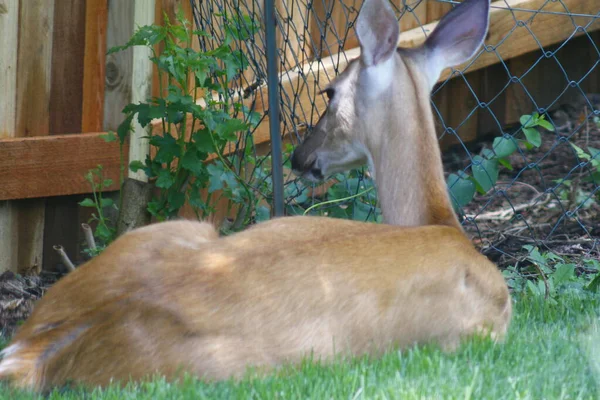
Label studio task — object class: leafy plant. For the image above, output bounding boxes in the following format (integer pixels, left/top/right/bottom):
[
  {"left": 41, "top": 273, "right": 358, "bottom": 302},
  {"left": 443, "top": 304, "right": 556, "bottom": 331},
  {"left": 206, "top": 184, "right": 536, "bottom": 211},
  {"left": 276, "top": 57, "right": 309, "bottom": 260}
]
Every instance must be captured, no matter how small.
[
  {"left": 503, "top": 245, "right": 600, "bottom": 304},
  {"left": 553, "top": 143, "right": 600, "bottom": 209},
  {"left": 110, "top": 10, "right": 261, "bottom": 224},
  {"left": 448, "top": 112, "right": 555, "bottom": 211},
  {"left": 79, "top": 164, "right": 118, "bottom": 256}
]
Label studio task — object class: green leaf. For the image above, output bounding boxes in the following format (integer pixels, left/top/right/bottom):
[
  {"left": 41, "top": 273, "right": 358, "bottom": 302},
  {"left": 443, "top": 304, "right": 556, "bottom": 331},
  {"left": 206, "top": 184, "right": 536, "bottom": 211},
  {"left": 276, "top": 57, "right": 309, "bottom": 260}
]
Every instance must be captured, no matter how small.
[
  {"left": 536, "top": 118, "right": 555, "bottom": 132},
  {"left": 553, "top": 263, "right": 575, "bottom": 285},
  {"left": 207, "top": 163, "right": 225, "bottom": 193},
  {"left": 214, "top": 118, "right": 248, "bottom": 141},
  {"left": 520, "top": 114, "right": 534, "bottom": 128},
  {"left": 193, "top": 130, "right": 215, "bottom": 154},
  {"left": 256, "top": 205, "right": 270, "bottom": 222},
  {"left": 481, "top": 148, "right": 495, "bottom": 160},
  {"left": 523, "top": 127, "right": 542, "bottom": 147},
  {"left": 570, "top": 143, "right": 591, "bottom": 160},
  {"left": 129, "top": 160, "right": 146, "bottom": 172},
  {"left": 523, "top": 141, "right": 535, "bottom": 151},
  {"left": 95, "top": 223, "right": 113, "bottom": 243},
  {"left": 167, "top": 191, "right": 185, "bottom": 212},
  {"left": 493, "top": 136, "right": 518, "bottom": 158},
  {"left": 136, "top": 103, "right": 165, "bottom": 127},
  {"left": 100, "top": 131, "right": 117, "bottom": 142},
  {"left": 472, "top": 156, "right": 499, "bottom": 193},
  {"left": 78, "top": 198, "right": 96, "bottom": 208},
  {"left": 498, "top": 157, "right": 513, "bottom": 171},
  {"left": 99, "top": 198, "right": 114, "bottom": 208},
  {"left": 117, "top": 113, "right": 134, "bottom": 144},
  {"left": 447, "top": 172, "right": 476, "bottom": 209},
  {"left": 181, "top": 150, "right": 204, "bottom": 175},
  {"left": 588, "top": 146, "right": 600, "bottom": 158},
  {"left": 102, "top": 179, "right": 113, "bottom": 187},
  {"left": 151, "top": 134, "right": 181, "bottom": 164},
  {"left": 156, "top": 169, "right": 175, "bottom": 189},
  {"left": 586, "top": 273, "right": 600, "bottom": 291}
]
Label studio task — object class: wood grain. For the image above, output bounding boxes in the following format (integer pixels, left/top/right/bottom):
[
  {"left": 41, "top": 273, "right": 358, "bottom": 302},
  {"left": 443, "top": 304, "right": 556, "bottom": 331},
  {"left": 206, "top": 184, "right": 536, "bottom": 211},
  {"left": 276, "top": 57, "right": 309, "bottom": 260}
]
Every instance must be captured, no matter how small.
[
  {"left": 129, "top": 0, "right": 155, "bottom": 181},
  {"left": 0, "top": 133, "right": 127, "bottom": 201},
  {"left": 0, "top": 0, "right": 19, "bottom": 272},
  {"left": 10, "top": 0, "right": 56, "bottom": 274},
  {"left": 103, "top": 0, "right": 134, "bottom": 131},
  {"left": 82, "top": 0, "right": 108, "bottom": 132},
  {"left": 49, "top": 0, "right": 86, "bottom": 134},
  {"left": 43, "top": 0, "right": 88, "bottom": 271}
]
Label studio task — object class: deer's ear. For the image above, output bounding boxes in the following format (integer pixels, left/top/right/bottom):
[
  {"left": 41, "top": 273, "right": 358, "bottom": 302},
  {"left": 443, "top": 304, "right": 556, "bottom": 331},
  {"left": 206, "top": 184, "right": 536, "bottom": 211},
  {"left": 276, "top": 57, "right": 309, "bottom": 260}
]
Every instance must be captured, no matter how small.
[
  {"left": 356, "top": 0, "right": 399, "bottom": 66},
  {"left": 423, "top": 0, "right": 490, "bottom": 87}
]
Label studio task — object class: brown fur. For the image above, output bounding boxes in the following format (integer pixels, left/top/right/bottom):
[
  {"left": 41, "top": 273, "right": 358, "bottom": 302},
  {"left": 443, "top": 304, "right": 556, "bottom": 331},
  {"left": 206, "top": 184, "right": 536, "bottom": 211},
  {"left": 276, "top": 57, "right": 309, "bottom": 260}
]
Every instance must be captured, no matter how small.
[
  {"left": 0, "top": 0, "right": 510, "bottom": 391},
  {"left": 0, "top": 218, "right": 510, "bottom": 390}
]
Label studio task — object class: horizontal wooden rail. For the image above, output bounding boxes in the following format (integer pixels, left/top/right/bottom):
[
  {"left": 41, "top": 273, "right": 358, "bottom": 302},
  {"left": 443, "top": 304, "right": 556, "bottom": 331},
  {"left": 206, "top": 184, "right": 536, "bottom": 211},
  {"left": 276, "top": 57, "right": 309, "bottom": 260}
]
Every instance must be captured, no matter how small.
[
  {"left": 1, "top": 0, "right": 598, "bottom": 201},
  {"left": 0, "top": 133, "right": 128, "bottom": 200}
]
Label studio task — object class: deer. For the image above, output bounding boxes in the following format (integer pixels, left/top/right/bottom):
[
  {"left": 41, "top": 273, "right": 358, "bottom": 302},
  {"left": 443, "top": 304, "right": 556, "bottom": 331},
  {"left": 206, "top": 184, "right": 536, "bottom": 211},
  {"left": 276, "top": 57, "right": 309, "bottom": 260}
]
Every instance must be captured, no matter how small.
[{"left": 0, "top": 0, "right": 510, "bottom": 392}]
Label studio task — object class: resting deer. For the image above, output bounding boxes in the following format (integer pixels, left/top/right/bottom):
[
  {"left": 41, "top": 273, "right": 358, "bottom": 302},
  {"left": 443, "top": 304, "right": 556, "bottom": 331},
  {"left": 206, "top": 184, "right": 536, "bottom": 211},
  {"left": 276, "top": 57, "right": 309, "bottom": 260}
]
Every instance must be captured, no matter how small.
[{"left": 0, "top": 0, "right": 510, "bottom": 391}]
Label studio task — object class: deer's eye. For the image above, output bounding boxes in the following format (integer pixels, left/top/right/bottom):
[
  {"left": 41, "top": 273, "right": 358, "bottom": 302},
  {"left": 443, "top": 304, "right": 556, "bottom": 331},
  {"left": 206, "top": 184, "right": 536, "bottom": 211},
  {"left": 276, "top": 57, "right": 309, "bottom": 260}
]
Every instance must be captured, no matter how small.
[{"left": 321, "top": 88, "right": 335, "bottom": 101}]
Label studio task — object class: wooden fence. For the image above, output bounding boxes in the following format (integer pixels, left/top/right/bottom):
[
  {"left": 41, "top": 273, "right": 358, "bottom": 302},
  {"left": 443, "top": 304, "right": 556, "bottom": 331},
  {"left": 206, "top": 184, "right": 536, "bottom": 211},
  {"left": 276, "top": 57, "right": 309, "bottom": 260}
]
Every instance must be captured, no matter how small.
[{"left": 0, "top": 0, "right": 599, "bottom": 273}]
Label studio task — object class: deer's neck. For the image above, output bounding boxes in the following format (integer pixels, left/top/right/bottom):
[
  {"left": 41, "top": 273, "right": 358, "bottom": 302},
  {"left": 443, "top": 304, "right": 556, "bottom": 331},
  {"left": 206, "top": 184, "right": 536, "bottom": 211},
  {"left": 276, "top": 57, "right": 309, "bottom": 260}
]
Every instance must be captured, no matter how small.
[{"left": 368, "top": 58, "right": 462, "bottom": 231}]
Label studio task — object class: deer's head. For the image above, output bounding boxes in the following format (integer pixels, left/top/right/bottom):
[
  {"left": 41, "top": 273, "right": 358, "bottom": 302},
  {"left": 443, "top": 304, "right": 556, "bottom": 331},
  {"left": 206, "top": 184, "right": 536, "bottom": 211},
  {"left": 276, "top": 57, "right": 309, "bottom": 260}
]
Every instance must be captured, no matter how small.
[{"left": 291, "top": 0, "right": 490, "bottom": 182}]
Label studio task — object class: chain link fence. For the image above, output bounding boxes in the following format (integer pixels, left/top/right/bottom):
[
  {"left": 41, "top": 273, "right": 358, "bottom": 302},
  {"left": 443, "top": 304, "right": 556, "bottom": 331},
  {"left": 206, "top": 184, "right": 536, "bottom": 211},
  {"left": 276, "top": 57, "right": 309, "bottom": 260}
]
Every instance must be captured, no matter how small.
[{"left": 191, "top": 0, "right": 600, "bottom": 267}]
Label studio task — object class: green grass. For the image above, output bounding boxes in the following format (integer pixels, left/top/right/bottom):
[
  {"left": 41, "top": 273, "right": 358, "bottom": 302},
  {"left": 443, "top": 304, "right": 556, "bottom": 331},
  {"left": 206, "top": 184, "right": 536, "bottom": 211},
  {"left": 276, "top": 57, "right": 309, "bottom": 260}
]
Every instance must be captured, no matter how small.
[{"left": 1, "top": 293, "right": 599, "bottom": 400}]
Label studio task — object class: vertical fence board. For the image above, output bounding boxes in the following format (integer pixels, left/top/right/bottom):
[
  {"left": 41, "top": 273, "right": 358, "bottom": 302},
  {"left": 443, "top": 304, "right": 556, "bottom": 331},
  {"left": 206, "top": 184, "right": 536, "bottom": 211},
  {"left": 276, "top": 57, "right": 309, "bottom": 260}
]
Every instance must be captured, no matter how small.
[
  {"left": 82, "top": 0, "right": 108, "bottom": 132},
  {"left": 43, "top": 0, "right": 88, "bottom": 271},
  {"left": 104, "top": 0, "right": 134, "bottom": 131},
  {"left": 129, "top": 0, "right": 156, "bottom": 181},
  {"left": 9, "top": 0, "right": 57, "bottom": 274},
  {"left": 49, "top": 0, "right": 86, "bottom": 134},
  {"left": 0, "top": 0, "right": 19, "bottom": 272}
]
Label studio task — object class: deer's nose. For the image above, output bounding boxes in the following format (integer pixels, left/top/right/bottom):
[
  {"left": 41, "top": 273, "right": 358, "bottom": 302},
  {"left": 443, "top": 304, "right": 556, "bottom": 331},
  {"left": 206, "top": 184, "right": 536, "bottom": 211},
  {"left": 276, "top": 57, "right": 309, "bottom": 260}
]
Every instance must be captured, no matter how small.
[
  {"left": 290, "top": 150, "right": 307, "bottom": 173},
  {"left": 291, "top": 151, "right": 322, "bottom": 179}
]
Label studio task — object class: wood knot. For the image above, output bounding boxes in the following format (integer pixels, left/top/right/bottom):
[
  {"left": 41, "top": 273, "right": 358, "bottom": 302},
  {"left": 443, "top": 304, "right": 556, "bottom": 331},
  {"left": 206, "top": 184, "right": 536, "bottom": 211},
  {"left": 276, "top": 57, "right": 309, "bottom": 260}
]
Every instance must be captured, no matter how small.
[{"left": 105, "top": 59, "right": 120, "bottom": 89}]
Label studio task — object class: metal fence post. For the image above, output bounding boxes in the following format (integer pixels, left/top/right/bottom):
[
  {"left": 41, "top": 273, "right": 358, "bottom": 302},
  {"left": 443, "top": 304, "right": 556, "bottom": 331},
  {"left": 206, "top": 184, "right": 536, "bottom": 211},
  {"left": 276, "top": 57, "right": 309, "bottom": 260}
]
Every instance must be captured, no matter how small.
[{"left": 264, "top": 0, "right": 285, "bottom": 217}]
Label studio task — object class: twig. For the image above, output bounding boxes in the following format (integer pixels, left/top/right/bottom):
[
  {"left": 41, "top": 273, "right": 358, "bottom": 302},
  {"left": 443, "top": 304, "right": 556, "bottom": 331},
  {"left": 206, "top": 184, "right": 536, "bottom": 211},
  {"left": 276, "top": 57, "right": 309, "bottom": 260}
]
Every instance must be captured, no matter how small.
[
  {"left": 467, "top": 194, "right": 552, "bottom": 221},
  {"left": 53, "top": 245, "right": 75, "bottom": 272},
  {"left": 495, "top": 180, "right": 541, "bottom": 194},
  {"left": 81, "top": 223, "right": 96, "bottom": 250}
]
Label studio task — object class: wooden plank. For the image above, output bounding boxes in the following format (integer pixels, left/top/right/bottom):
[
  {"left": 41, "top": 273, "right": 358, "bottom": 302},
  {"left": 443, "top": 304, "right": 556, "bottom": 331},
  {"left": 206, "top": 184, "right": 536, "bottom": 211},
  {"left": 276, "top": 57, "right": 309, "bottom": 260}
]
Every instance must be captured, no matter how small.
[
  {"left": 477, "top": 61, "right": 507, "bottom": 136},
  {"left": 427, "top": 0, "right": 477, "bottom": 146},
  {"left": 398, "top": 0, "right": 427, "bottom": 31},
  {"left": 82, "top": 0, "right": 108, "bottom": 132},
  {"left": 416, "top": 0, "right": 600, "bottom": 82},
  {"left": 43, "top": 0, "right": 88, "bottom": 272},
  {"left": 10, "top": 0, "right": 56, "bottom": 274},
  {"left": 104, "top": 0, "right": 134, "bottom": 131},
  {"left": 505, "top": 31, "right": 600, "bottom": 125},
  {"left": 435, "top": 72, "right": 481, "bottom": 149},
  {"left": 129, "top": 0, "right": 155, "bottom": 182},
  {"left": 276, "top": 0, "right": 307, "bottom": 72},
  {"left": 0, "top": 133, "right": 127, "bottom": 201},
  {"left": 0, "top": 0, "right": 19, "bottom": 272},
  {"left": 426, "top": 0, "right": 452, "bottom": 24},
  {"left": 49, "top": 0, "right": 86, "bottom": 134},
  {"left": 16, "top": 1, "right": 55, "bottom": 138},
  {"left": 0, "top": 0, "right": 17, "bottom": 139}
]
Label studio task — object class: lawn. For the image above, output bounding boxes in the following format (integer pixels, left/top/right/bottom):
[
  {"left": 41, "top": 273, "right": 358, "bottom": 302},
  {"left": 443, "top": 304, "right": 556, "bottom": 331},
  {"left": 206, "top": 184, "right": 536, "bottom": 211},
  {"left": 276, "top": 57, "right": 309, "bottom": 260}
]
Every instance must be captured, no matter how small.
[{"left": 0, "top": 291, "right": 598, "bottom": 400}]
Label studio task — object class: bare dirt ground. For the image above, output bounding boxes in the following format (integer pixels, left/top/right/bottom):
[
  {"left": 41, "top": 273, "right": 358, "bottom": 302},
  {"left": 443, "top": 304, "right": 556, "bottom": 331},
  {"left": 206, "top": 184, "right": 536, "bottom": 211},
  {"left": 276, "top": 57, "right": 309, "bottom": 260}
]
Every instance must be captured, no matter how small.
[{"left": 1, "top": 97, "right": 599, "bottom": 340}]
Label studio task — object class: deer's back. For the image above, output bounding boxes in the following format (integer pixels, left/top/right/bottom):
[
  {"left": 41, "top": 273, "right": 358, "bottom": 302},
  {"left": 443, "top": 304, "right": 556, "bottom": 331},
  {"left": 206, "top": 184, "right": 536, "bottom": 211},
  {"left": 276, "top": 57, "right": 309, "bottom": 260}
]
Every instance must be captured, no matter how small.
[{"left": 6, "top": 218, "right": 510, "bottom": 389}]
